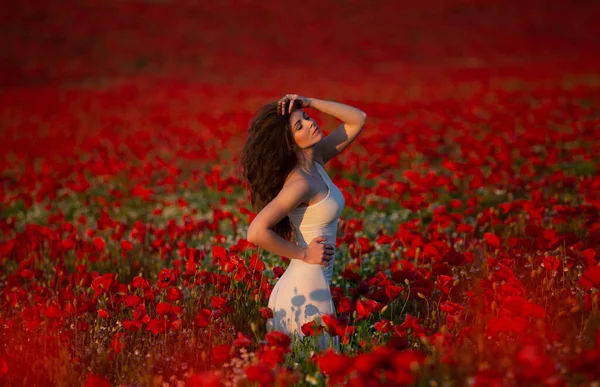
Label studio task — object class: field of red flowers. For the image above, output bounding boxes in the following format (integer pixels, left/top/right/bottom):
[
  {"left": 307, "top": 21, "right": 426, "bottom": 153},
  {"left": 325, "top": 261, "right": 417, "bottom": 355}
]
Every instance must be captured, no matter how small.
[{"left": 2, "top": 0, "right": 600, "bottom": 386}]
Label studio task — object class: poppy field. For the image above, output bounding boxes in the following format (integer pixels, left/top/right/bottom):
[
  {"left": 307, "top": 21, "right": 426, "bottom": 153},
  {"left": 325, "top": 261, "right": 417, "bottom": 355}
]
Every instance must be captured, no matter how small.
[{"left": 1, "top": 0, "right": 600, "bottom": 386}]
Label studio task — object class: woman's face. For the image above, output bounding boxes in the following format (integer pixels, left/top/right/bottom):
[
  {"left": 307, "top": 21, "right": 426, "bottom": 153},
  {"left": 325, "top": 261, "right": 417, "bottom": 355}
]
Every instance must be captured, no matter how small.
[{"left": 289, "top": 109, "right": 322, "bottom": 149}]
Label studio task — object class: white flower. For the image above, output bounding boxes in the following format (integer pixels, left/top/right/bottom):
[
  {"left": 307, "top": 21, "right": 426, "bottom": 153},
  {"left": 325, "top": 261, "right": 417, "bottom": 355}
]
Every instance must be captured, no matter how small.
[{"left": 305, "top": 375, "right": 319, "bottom": 385}]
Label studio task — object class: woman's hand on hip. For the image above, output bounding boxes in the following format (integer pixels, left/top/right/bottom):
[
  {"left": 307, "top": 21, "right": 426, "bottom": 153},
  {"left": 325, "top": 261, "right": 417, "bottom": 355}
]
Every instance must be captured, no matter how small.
[{"left": 303, "top": 236, "right": 334, "bottom": 267}]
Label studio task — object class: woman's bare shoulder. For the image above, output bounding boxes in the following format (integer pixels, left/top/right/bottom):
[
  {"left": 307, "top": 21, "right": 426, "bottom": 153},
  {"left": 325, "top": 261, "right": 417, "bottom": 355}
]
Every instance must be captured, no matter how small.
[
  {"left": 284, "top": 167, "right": 306, "bottom": 184},
  {"left": 283, "top": 168, "right": 312, "bottom": 204}
]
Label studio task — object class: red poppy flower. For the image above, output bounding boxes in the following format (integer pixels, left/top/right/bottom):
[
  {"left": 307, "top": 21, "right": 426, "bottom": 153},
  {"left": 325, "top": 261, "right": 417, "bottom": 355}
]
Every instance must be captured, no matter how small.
[
  {"left": 265, "top": 331, "right": 291, "bottom": 349},
  {"left": 484, "top": 232, "right": 500, "bottom": 248},
  {"left": 166, "top": 286, "right": 183, "bottom": 301},
  {"left": 249, "top": 253, "right": 265, "bottom": 272},
  {"left": 356, "top": 299, "right": 381, "bottom": 321},
  {"left": 124, "top": 295, "right": 142, "bottom": 308},
  {"left": 579, "top": 265, "right": 600, "bottom": 291},
  {"left": 120, "top": 240, "right": 133, "bottom": 252},
  {"left": 110, "top": 332, "right": 126, "bottom": 354},
  {"left": 314, "top": 349, "right": 354, "bottom": 384},
  {"left": 457, "top": 223, "right": 474, "bottom": 233},
  {"left": 194, "top": 309, "right": 212, "bottom": 328},
  {"left": 85, "top": 374, "right": 111, "bottom": 387},
  {"left": 92, "top": 236, "right": 106, "bottom": 251},
  {"left": 146, "top": 318, "right": 168, "bottom": 335},
  {"left": 234, "top": 331, "right": 251, "bottom": 348},
  {"left": 155, "top": 302, "right": 172, "bottom": 316},
  {"left": 374, "top": 319, "right": 393, "bottom": 333},
  {"left": 211, "top": 344, "right": 231, "bottom": 366},
  {"left": 259, "top": 307, "right": 274, "bottom": 319},
  {"left": 210, "top": 296, "right": 227, "bottom": 310},
  {"left": 301, "top": 320, "right": 324, "bottom": 336},
  {"left": 157, "top": 268, "right": 176, "bottom": 288},
  {"left": 122, "top": 320, "right": 142, "bottom": 332},
  {"left": 186, "top": 371, "right": 222, "bottom": 387},
  {"left": 245, "top": 362, "right": 274, "bottom": 385}
]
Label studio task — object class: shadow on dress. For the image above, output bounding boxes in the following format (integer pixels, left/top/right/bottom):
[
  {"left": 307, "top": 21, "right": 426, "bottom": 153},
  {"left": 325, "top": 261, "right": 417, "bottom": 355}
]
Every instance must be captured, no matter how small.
[{"left": 268, "top": 285, "right": 341, "bottom": 352}]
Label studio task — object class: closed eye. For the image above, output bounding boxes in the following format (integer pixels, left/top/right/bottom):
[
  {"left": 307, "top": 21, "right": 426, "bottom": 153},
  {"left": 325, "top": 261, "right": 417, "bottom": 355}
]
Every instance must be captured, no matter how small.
[
  {"left": 300, "top": 113, "right": 311, "bottom": 130},
  {"left": 296, "top": 113, "right": 311, "bottom": 130}
]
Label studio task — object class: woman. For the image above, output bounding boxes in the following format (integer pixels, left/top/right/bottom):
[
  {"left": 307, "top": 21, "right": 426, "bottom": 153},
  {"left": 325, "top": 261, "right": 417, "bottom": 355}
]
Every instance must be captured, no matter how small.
[{"left": 241, "top": 93, "right": 366, "bottom": 351}]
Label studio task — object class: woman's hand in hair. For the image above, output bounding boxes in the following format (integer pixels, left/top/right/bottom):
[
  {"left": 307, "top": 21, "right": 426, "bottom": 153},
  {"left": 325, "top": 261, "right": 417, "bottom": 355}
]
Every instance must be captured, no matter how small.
[{"left": 277, "top": 94, "right": 312, "bottom": 115}]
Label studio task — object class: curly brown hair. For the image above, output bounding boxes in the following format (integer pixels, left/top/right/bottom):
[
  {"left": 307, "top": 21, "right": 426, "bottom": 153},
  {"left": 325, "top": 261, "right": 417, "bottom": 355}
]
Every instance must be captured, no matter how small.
[{"left": 240, "top": 100, "right": 304, "bottom": 241}]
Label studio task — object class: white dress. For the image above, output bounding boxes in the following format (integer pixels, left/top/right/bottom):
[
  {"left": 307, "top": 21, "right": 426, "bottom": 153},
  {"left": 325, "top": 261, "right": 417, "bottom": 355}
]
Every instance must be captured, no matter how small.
[{"left": 266, "top": 160, "right": 345, "bottom": 351}]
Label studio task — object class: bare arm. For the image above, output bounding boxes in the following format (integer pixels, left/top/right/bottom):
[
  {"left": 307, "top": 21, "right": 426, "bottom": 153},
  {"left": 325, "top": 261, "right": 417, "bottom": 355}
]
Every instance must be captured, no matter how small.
[
  {"left": 309, "top": 98, "right": 367, "bottom": 165},
  {"left": 246, "top": 179, "right": 312, "bottom": 261}
]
